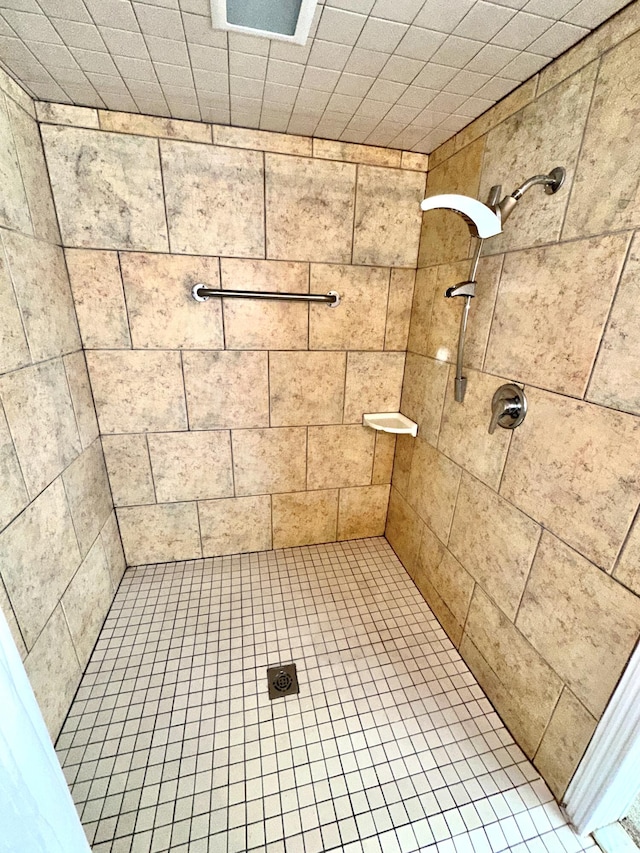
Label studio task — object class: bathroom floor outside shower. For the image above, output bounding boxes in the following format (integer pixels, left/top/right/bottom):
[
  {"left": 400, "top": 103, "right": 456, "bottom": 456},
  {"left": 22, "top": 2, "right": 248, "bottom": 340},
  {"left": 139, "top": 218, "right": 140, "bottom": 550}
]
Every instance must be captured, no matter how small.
[{"left": 56, "top": 538, "right": 597, "bottom": 853}]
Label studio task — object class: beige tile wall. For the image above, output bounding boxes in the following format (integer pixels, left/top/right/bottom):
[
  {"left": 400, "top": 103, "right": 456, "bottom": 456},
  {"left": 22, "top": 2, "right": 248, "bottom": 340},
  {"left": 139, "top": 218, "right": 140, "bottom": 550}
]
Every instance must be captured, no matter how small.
[
  {"left": 387, "top": 4, "right": 640, "bottom": 803},
  {"left": 39, "top": 108, "right": 429, "bottom": 565},
  {"left": 0, "top": 72, "right": 125, "bottom": 740}
]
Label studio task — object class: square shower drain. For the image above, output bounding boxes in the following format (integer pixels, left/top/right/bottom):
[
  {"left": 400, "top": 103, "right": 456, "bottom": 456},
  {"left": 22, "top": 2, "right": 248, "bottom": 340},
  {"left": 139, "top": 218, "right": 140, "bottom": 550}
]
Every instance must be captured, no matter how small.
[{"left": 267, "top": 663, "right": 299, "bottom": 699}]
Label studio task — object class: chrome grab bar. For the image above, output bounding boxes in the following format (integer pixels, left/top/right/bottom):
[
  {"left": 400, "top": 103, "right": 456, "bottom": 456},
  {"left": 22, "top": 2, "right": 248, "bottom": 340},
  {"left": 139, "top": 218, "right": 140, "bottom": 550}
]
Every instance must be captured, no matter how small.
[{"left": 192, "top": 284, "right": 340, "bottom": 307}]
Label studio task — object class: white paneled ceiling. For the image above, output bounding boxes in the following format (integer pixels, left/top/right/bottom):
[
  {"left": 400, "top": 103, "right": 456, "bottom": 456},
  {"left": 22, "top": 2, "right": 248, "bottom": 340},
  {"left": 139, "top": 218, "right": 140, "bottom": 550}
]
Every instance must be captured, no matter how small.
[{"left": 0, "top": 0, "right": 631, "bottom": 152}]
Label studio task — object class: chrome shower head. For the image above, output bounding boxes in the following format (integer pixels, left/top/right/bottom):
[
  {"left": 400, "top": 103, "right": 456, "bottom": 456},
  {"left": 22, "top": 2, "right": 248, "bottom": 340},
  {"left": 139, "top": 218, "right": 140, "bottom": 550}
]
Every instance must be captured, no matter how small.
[{"left": 496, "top": 166, "right": 566, "bottom": 225}]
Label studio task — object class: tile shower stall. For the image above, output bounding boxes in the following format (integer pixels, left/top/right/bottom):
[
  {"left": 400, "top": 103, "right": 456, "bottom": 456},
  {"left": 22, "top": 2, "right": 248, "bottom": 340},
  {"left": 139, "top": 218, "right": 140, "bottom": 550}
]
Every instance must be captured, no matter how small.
[{"left": 0, "top": 5, "right": 640, "bottom": 853}]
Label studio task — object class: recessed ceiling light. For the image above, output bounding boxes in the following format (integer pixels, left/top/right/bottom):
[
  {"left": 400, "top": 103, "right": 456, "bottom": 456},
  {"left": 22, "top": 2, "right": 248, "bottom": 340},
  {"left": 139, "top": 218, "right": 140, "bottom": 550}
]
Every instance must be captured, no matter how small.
[{"left": 210, "top": 0, "right": 319, "bottom": 44}]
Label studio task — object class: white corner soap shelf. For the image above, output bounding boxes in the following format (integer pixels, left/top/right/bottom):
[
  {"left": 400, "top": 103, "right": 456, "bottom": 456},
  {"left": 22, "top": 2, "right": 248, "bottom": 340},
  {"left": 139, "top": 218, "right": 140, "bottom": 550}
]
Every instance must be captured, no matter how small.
[{"left": 363, "top": 413, "right": 418, "bottom": 437}]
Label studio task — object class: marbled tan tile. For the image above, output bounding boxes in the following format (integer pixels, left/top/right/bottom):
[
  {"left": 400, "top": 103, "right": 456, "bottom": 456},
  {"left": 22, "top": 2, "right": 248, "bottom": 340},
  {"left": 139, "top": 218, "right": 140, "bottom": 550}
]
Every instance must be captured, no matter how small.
[
  {"left": 337, "top": 484, "right": 390, "bottom": 540},
  {"left": 485, "top": 234, "right": 630, "bottom": 397},
  {"left": 372, "top": 432, "right": 396, "bottom": 485},
  {"left": 0, "top": 478, "right": 80, "bottom": 649},
  {"left": 199, "top": 495, "right": 272, "bottom": 557},
  {"left": 86, "top": 350, "right": 187, "bottom": 434},
  {"left": 413, "top": 542, "right": 474, "bottom": 648},
  {"left": 161, "top": 140, "right": 264, "bottom": 257},
  {"left": 0, "top": 401, "right": 27, "bottom": 532},
  {"left": 270, "top": 351, "right": 346, "bottom": 426},
  {"left": 400, "top": 353, "right": 449, "bottom": 446},
  {"left": 272, "top": 490, "right": 339, "bottom": 549},
  {"left": 613, "top": 512, "right": 640, "bottom": 597},
  {"left": 516, "top": 531, "right": 640, "bottom": 718},
  {"left": 0, "top": 92, "right": 30, "bottom": 234},
  {"left": 0, "top": 241, "right": 29, "bottom": 373},
  {"left": 407, "top": 267, "right": 438, "bottom": 357},
  {"left": 232, "top": 427, "right": 306, "bottom": 496},
  {"left": 63, "top": 352, "right": 99, "bottom": 450},
  {"left": 65, "top": 249, "right": 131, "bottom": 349},
  {"left": 215, "top": 125, "right": 311, "bottom": 156},
  {"left": 101, "top": 511, "right": 126, "bottom": 586},
  {"left": 313, "top": 138, "right": 401, "bottom": 168},
  {"left": 449, "top": 473, "right": 541, "bottom": 621},
  {"left": 385, "top": 269, "right": 415, "bottom": 351},
  {"left": 343, "top": 352, "right": 405, "bottom": 424},
  {"left": 102, "top": 434, "right": 155, "bottom": 508},
  {"left": 41, "top": 125, "right": 168, "bottom": 251},
  {"left": 391, "top": 434, "right": 414, "bottom": 499},
  {"left": 36, "top": 102, "right": 99, "bottom": 128},
  {"left": 121, "top": 252, "right": 223, "bottom": 350},
  {"left": 0, "top": 359, "right": 81, "bottom": 498},
  {"left": 117, "top": 502, "right": 202, "bottom": 565},
  {"left": 385, "top": 487, "right": 423, "bottom": 576},
  {"left": 407, "top": 437, "right": 462, "bottom": 543},
  {"left": 0, "top": 576, "right": 26, "bottom": 659},
  {"left": 307, "top": 425, "right": 375, "bottom": 490},
  {"left": 501, "top": 387, "right": 640, "bottom": 570},
  {"left": 99, "top": 110, "right": 211, "bottom": 143},
  {"left": 62, "top": 440, "right": 113, "bottom": 557},
  {"left": 183, "top": 351, "right": 269, "bottom": 430},
  {"left": 265, "top": 154, "right": 356, "bottom": 264},
  {"left": 221, "top": 259, "right": 310, "bottom": 350},
  {"left": 461, "top": 587, "right": 564, "bottom": 758},
  {"left": 62, "top": 536, "right": 113, "bottom": 668},
  {"left": 353, "top": 166, "right": 425, "bottom": 268},
  {"left": 148, "top": 430, "right": 233, "bottom": 502},
  {"left": 309, "top": 264, "right": 389, "bottom": 350},
  {"left": 588, "top": 232, "right": 640, "bottom": 415}
]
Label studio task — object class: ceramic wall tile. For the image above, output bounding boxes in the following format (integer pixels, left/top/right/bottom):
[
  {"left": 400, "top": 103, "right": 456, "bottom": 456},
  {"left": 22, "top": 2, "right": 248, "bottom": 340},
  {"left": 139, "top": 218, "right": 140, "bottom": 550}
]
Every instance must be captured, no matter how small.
[
  {"left": 24, "top": 605, "right": 82, "bottom": 739},
  {"left": 0, "top": 243, "right": 30, "bottom": 374},
  {"left": 102, "top": 434, "right": 155, "bottom": 507},
  {"left": 7, "top": 99, "right": 59, "bottom": 243},
  {"left": 407, "top": 437, "right": 462, "bottom": 543},
  {"left": 265, "top": 154, "right": 356, "bottom": 263},
  {"left": 418, "top": 138, "right": 484, "bottom": 268},
  {"left": 65, "top": 249, "right": 131, "bottom": 349},
  {"left": 0, "top": 478, "right": 80, "bottom": 649},
  {"left": 401, "top": 152, "right": 429, "bottom": 172},
  {"left": 438, "top": 368, "right": 511, "bottom": 491},
  {"left": 461, "top": 587, "right": 564, "bottom": 757},
  {"left": 63, "top": 352, "right": 99, "bottom": 451},
  {"left": 161, "top": 140, "right": 264, "bottom": 257},
  {"left": 87, "top": 350, "right": 187, "bottom": 434},
  {"left": 221, "top": 259, "right": 309, "bottom": 350},
  {"left": 61, "top": 536, "right": 113, "bottom": 668},
  {"left": 407, "top": 267, "right": 438, "bottom": 356},
  {"left": 41, "top": 125, "right": 168, "bottom": 251},
  {"left": 0, "top": 92, "right": 30, "bottom": 234},
  {"left": 372, "top": 433, "right": 396, "bottom": 485},
  {"left": 485, "top": 235, "right": 629, "bottom": 397},
  {"left": 3, "top": 232, "right": 80, "bottom": 362},
  {"left": 307, "top": 425, "right": 375, "bottom": 490},
  {"left": 413, "top": 544, "right": 474, "bottom": 648},
  {"left": 385, "top": 487, "right": 423, "bottom": 576},
  {"left": 337, "top": 484, "right": 390, "bottom": 540},
  {"left": 272, "top": 489, "right": 339, "bottom": 549},
  {"left": 183, "top": 351, "right": 269, "bottom": 429},
  {"left": 0, "top": 577, "right": 26, "bottom": 659},
  {"left": 100, "top": 111, "right": 211, "bottom": 143},
  {"left": 400, "top": 354, "right": 448, "bottom": 446},
  {"left": 391, "top": 434, "right": 414, "bottom": 499},
  {"left": 0, "top": 402, "right": 27, "bottom": 532},
  {"left": 101, "top": 511, "right": 127, "bottom": 585},
  {"left": 0, "top": 359, "right": 81, "bottom": 498},
  {"left": 564, "top": 31, "right": 640, "bottom": 239},
  {"left": 501, "top": 387, "right": 640, "bottom": 570},
  {"left": 117, "top": 502, "right": 202, "bottom": 565},
  {"left": 353, "top": 166, "right": 425, "bottom": 268},
  {"left": 613, "top": 513, "right": 640, "bottom": 597},
  {"left": 148, "top": 430, "right": 233, "bottom": 502},
  {"left": 313, "top": 138, "right": 401, "bottom": 168},
  {"left": 343, "top": 352, "right": 405, "bottom": 424},
  {"left": 270, "top": 351, "right": 346, "bottom": 426},
  {"left": 36, "top": 102, "right": 98, "bottom": 128},
  {"left": 516, "top": 532, "right": 640, "bottom": 718},
  {"left": 385, "top": 269, "right": 415, "bottom": 351},
  {"left": 478, "top": 63, "right": 597, "bottom": 256},
  {"left": 62, "top": 440, "right": 113, "bottom": 557},
  {"left": 121, "top": 253, "right": 223, "bottom": 350},
  {"left": 232, "top": 427, "right": 306, "bottom": 496},
  {"left": 309, "top": 264, "right": 389, "bottom": 350},
  {"left": 215, "top": 125, "right": 311, "bottom": 156},
  {"left": 588, "top": 233, "right": 640, "bottom": 415},
  {"left": 449, "top": 473, "right": 541, "bottom": 621},
  {"left": 199, "top": 495, "right": 272, "bottom": 557},
  {"left": 427, "top": 256, "right": 502, "bottom": 369},
  {"left": 533, "top": 689, "right": 597, "bottom": 800}
]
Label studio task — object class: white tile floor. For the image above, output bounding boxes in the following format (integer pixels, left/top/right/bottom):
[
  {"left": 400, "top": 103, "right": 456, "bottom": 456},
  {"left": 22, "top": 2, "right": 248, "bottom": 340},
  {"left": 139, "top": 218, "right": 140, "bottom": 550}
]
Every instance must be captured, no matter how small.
[{"left": 56, "top": 537, "right": 598, "bottom": 853}]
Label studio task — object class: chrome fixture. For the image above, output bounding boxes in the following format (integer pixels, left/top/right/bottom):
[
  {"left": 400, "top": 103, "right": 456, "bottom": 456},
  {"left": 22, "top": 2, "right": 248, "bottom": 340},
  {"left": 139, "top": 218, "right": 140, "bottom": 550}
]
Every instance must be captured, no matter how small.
[
  {"left": 192, "top": 283, "right": 340, "bottom": 307},
  {"left": 420, "top": 167, "right": 565, "bottom": 403},
  {"left": 488, "top": 384, "right": 527, "bottom": 434}
]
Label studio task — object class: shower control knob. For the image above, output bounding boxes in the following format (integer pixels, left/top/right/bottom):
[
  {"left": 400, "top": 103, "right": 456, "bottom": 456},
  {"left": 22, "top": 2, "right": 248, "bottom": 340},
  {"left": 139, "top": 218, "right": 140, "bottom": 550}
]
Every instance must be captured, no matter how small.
[{"left": 488, "top": 384, "right": 527, "bottom": 434}]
